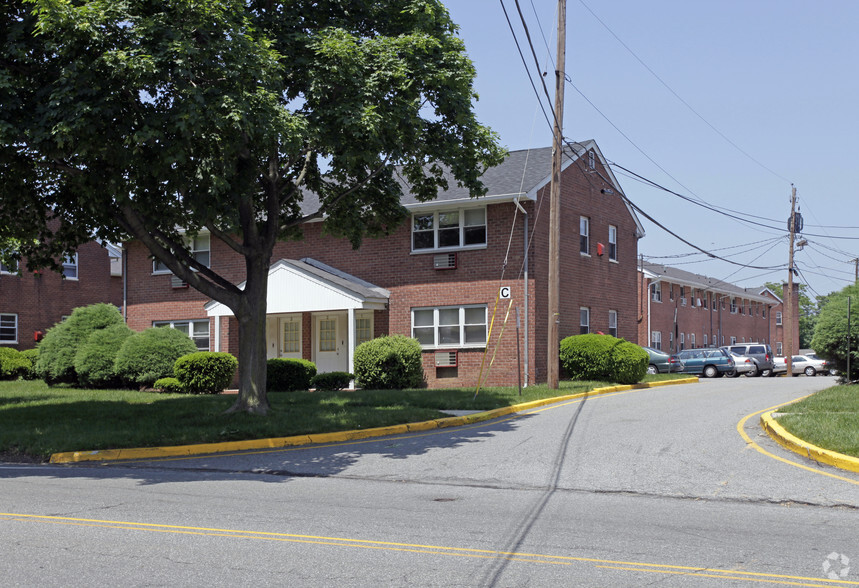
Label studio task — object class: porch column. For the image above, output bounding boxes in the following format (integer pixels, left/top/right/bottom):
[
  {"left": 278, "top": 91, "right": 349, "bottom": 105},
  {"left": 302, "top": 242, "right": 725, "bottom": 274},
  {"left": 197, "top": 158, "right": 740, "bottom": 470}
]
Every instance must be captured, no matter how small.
[{"left": 347, "top": 307, "right": 356, "bottom": 388}]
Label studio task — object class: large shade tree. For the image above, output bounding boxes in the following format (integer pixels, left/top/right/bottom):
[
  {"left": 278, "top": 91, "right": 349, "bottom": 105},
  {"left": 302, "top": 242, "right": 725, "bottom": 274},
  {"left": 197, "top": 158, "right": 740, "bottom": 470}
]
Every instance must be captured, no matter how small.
[{"left": 0, "top": 0, "right": 504, "bottom": 414}]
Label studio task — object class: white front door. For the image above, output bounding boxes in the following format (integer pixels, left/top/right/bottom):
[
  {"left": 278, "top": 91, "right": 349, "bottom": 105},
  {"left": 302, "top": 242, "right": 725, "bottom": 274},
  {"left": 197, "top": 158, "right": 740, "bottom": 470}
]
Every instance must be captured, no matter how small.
[{"left": 314, "top": 312, "right": 348, "bottom": 373}]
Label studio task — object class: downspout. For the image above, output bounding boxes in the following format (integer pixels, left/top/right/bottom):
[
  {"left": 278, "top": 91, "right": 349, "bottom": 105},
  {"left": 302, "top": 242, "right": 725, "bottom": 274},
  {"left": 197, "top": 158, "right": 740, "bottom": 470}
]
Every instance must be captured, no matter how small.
[
  {"left": 514, "top": 198, "right": 529, "bottom": 386},
  {"left": 122, "top": 245, "right": 127, "bottom": 322}
]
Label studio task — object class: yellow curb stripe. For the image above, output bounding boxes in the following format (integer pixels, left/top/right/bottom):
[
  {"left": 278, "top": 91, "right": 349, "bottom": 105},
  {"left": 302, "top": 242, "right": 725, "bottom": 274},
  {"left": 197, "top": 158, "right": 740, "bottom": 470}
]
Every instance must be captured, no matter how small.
[
  {"left": 761, "top": 411, "right": 859, "bottom": 474},
  {"left": 49, "top": 378, "right": 696, "bottom": 464}
]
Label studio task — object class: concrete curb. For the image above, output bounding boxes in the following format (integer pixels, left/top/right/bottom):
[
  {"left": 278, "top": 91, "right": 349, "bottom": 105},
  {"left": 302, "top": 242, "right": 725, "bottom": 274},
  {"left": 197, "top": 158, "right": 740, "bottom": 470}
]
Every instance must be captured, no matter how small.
[
  {"left": 49, "top": 378, "right": 698, "bottom": 464},
  {"left": 761, "top": 411, "right": 859, "bottom": 474}
]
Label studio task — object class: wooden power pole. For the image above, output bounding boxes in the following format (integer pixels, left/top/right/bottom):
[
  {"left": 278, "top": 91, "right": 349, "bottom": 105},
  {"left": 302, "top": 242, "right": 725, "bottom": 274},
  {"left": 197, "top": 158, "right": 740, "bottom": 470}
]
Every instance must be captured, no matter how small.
[
  {"left": 547, "top": 0, "right": 566, "bottom": 389},
  {"left": 785, "top": 185, "right": 797, "bottom": 377}
]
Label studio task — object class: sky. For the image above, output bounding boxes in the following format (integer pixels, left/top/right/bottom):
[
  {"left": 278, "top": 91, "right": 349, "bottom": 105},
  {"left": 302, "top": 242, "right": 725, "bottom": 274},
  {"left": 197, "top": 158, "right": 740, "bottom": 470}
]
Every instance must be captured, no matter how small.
[{"left": 444, "top": 0, "right": 859, "bottom": 301}]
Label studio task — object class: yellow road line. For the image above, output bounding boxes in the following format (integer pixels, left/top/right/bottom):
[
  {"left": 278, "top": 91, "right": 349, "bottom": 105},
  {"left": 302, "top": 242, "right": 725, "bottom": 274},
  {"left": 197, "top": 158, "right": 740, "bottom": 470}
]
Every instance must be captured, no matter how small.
[
  {"left": 1, "top": 512, "right": 854, "bottom": 585},
  {"left": 736, "top": 398, "right": 859, "bottom": 486}
]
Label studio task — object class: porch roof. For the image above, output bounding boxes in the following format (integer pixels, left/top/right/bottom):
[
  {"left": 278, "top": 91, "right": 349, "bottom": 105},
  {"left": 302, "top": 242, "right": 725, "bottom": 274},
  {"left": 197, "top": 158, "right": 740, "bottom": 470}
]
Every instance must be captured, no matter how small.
[{"left": 204, "top": 258, "right": 390, "bottom": 317}]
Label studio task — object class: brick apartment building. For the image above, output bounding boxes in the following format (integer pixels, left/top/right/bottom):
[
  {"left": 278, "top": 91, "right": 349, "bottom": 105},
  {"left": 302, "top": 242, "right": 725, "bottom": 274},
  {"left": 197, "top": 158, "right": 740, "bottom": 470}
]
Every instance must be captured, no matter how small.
[
  {"left": 637, "top": 261, "right": 798, "bottom": 355},
  {"left": 124, "top": 141, "right": 645, "bottom": 388},
  {"left": 0, "top": 241, "right": 123, "bottom": 350}
]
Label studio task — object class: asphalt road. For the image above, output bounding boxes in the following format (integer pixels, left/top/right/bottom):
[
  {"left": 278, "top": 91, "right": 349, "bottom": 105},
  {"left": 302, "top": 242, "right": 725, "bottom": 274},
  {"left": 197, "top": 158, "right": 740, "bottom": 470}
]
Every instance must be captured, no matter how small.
[{"left": 2, "top": 376, "right": 858, "bottom": 587}]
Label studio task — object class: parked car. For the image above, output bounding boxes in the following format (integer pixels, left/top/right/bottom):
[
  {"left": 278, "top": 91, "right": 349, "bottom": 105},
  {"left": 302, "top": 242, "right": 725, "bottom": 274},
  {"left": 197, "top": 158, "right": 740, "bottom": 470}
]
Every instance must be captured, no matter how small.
[
  {"left": 671, "top": 348, "right": 735, "bottom": 378},
  {"left": 720, "top": 343, "right": 774, "bottom": 377},
  {"left": 725, "top": 352, "right": 757, "bottom": 377},
  {"left": 774, "top": 355, "right": 833, "bottom": 376},
  {"left": 804, "top": 352, "right": 837, "bottom": 375},
  {"left": 642, "top": 346, "right": 678, "bottom": 374}
]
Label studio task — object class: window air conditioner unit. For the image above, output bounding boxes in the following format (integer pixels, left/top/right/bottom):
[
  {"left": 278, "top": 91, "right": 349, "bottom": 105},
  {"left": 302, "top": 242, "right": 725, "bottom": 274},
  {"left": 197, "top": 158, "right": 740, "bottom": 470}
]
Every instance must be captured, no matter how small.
[
  {"left": 696, "top": 298, "right": 702, "bottom": 307},
  {"left": 435, "top": 350, "right": 458, "bottom": 367},
  {"left": 680, "top": 297, "right": 687, "bottom": 307},
  {"left": 170, "top": 275, "right": 188, "bottom": 289},
  {"left": 433, "top": 252, "right": 457, "bottom": 270}
]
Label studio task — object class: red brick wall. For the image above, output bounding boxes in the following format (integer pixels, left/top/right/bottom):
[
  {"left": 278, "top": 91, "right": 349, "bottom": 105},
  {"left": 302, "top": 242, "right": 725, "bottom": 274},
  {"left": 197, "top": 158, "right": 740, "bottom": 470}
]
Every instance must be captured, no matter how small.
[
  {"left": 125, "top": 155, "right": 641, "bottom": 388},
  {"left": 0, "top": 241, "right": 122, "bottom": 351},
  {"left": 638, "top": 277, "right": 784, "bottom": 353}
]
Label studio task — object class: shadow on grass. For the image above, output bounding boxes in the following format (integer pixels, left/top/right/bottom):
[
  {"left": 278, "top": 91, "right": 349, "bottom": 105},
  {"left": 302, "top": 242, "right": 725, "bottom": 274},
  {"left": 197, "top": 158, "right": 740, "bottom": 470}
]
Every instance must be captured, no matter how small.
[{"left": 1, "top": 407, "right": 539, "bottom": 487}]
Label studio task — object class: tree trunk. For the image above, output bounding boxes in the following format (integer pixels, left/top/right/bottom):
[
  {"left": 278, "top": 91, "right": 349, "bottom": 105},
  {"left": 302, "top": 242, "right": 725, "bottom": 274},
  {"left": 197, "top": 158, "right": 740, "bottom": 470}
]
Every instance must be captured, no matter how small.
[{"left": 226, "top": 256, "right": 271, "bottom": 415}]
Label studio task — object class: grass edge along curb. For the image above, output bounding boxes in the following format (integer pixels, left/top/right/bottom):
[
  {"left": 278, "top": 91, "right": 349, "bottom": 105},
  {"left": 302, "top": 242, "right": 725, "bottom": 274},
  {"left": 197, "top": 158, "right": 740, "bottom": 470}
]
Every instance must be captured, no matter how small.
[
  {"left": 760, "top": 411, "right": 859, "bottom": 474},
  {"left": 50, "top": 378, "right": 698, "bottom": 464}
]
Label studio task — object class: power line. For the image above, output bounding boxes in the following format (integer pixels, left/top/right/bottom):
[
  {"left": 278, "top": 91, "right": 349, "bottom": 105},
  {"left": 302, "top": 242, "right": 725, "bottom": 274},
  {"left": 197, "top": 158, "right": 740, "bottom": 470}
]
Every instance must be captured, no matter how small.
[{"left": 574, "top": 0, "right": 792, "bottom": 185}]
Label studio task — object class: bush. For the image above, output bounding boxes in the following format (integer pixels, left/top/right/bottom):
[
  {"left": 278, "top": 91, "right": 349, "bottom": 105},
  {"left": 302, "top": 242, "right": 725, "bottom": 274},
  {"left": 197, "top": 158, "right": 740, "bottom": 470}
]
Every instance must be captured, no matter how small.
[
  {"left": 353, "top": 335, "right": 424, "bottom": 390},
  {"left": 114, "top": 327, "right": 198, "bottom": 388},
  {"left": 559, "top": 334, "right": 647, "bottom": 384},
  {"left": 74, "top": 323, "right": 134, "bottom": 388},
  {"left": 0, "top": 347, "right": 30, "bottom": 380},
  {"left": 20, "top": 348, "right": 40, "bottom": 380},
  {"left": 174, "top": 352, "right": 238, "bottom": 394},
  {"left": 35, "top": 303, "right": 125, "bottom": 385},
  {"left": 608, "top": 341, "right": 648, "bottom": 384},
  {"left": 267, "top": 358, "right": 317, "bottom": 392},
  {"left": 153, "top": 377, "right": 184, "bottom": 394},
  {"left": 311, "top": 371, "right": 353, "bottom": 391},
  {"left": 560, "top": 334, "right": 617, "bottom": 381}
]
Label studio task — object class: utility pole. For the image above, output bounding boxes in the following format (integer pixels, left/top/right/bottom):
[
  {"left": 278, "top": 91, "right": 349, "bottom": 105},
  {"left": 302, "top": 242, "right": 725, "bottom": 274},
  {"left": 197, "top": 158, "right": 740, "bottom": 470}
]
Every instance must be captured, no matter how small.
[
  {"left": 547, "top": 0, "right": 566, "bottom": 389},
  {"left": 851, "top": 258, "right": 859, "bottom": 284},
  {"left": 785, "top": 185, "right": 797, "bottom": 377}
]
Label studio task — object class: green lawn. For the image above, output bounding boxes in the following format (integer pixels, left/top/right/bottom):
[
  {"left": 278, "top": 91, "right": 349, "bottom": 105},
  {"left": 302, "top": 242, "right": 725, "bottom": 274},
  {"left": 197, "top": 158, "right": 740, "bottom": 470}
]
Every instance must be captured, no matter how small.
[
  {"left": 776, "top": 385, "right": 859, "bottom": 458},
  {"left": 0, "top": 374, "right": 687, "bottom": 461}
]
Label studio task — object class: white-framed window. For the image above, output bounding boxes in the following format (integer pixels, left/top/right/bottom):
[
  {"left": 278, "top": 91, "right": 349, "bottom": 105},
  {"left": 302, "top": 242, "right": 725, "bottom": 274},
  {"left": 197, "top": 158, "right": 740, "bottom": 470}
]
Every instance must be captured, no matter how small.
[
  {"left": 580, "top": 216, "right": 590, "bottom": 255},
  {"left": 412, "top": 305, "right": 487, "bottom": 348},
  {"left": 679, "top": 332, "right": 685, "bottom": 350},
  {"left": 776, "top": 311, "right": 783, "bottom": 326},
  {"left": 669, "top": 331, "right": 674, "bottom": 352},
  {"left": 580, "top": 307, "right": 590, "bottom": 335},
  {"left": 712, "top": 295, "right": 718, "bottom": 311},
  {"left": 608, "top": 225, "right": 617, "bottom": 261},
  {"left": 319, "top": 319, "right": 337, "bottom": 352},
  {"left": 651, "top": 282, "right": 662, "bottom": 303},
  {"left": 62, "top": 254, "right": 78, "bottom": 280},
  {"left": 153, "top": 319, "right": 210, "bottom": 350},
  {"left": 411, "top": 207, "right": 486, "bottom": 252},
  {"left": 762, "top": 307, "right": 767, "bottom": 318},
  {"left": 669, "top": 284, "right": 675, "bottom": 301},
  {"left": 153, "top": 234, "right": 211, "bottom": 273},
  {"left": 588, "top": 149, "right": 596, "bottom": 170},
  {"left": 282, "top": 317, "right": 301, "bottom": 354},
  {"left": 651, "top": 331, "right": 662, "bottom": 351},
  {"left": 776, "top": 341, "right": 783, "bottom": 355},
  {"left": 690, "top": 333, "right": 696, "bottom": 348},
  {"left": 703, "top": 334, "right": 708, "bottom": 347},
  {"left": 0, "top": 314, "right": 18, "bottom": 343},
  {"left": 0, "top": 251, "right": 18, "bottom": 274},
  {"left": 608, "top": 310, "right": 617, "bottom": 337},
  {"left": 730, "top": 298, "right": 737, "bottom": 313},
  {"left": 355, "top": 312, "right": 373, "bottom": 346},
  {"left": 730, "top": 336, "right": 737, "bottom": 345}
]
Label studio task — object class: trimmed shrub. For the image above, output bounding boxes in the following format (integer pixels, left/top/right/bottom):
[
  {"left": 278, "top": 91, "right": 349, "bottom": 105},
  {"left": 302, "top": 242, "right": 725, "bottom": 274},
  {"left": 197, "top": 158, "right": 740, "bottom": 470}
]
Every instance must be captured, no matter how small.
[
  {"left": 559, "top": 333, "right": 647, "bottom": 384},
  {"left": 311, "top": 371, "right": 353, "bottom": 391},
  {"left": 559, "top": 333, "right": 617, "bottom": 381},
  {"left": 609, "top": 341, "right": 648, "bottom": 385},
  {"left": 0, "top": 347, "right": 30, "bottom": 380},
  {"left": 353, "top": 335, "right": 424, "bottom": 390},
  {"left": 267, "top": 358, "right": 317, "bottom": 392},
  {"left": 174, "top": 352, "right": 238, "bottom": 395},
  {"left": 74, "top": 323, "right": 134, "bottom": 388},
  {"left": 20, "top": 348, "right": 40, "bottom": 380},
  {"left": 153, "top": 377, "right": 184, "bottom": 394},
  {"left": 114, "top": 327, "right": 198, "bottom": 388},
  {"left": 35, "top": 303, "right": 125, "bottom": 385}
]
